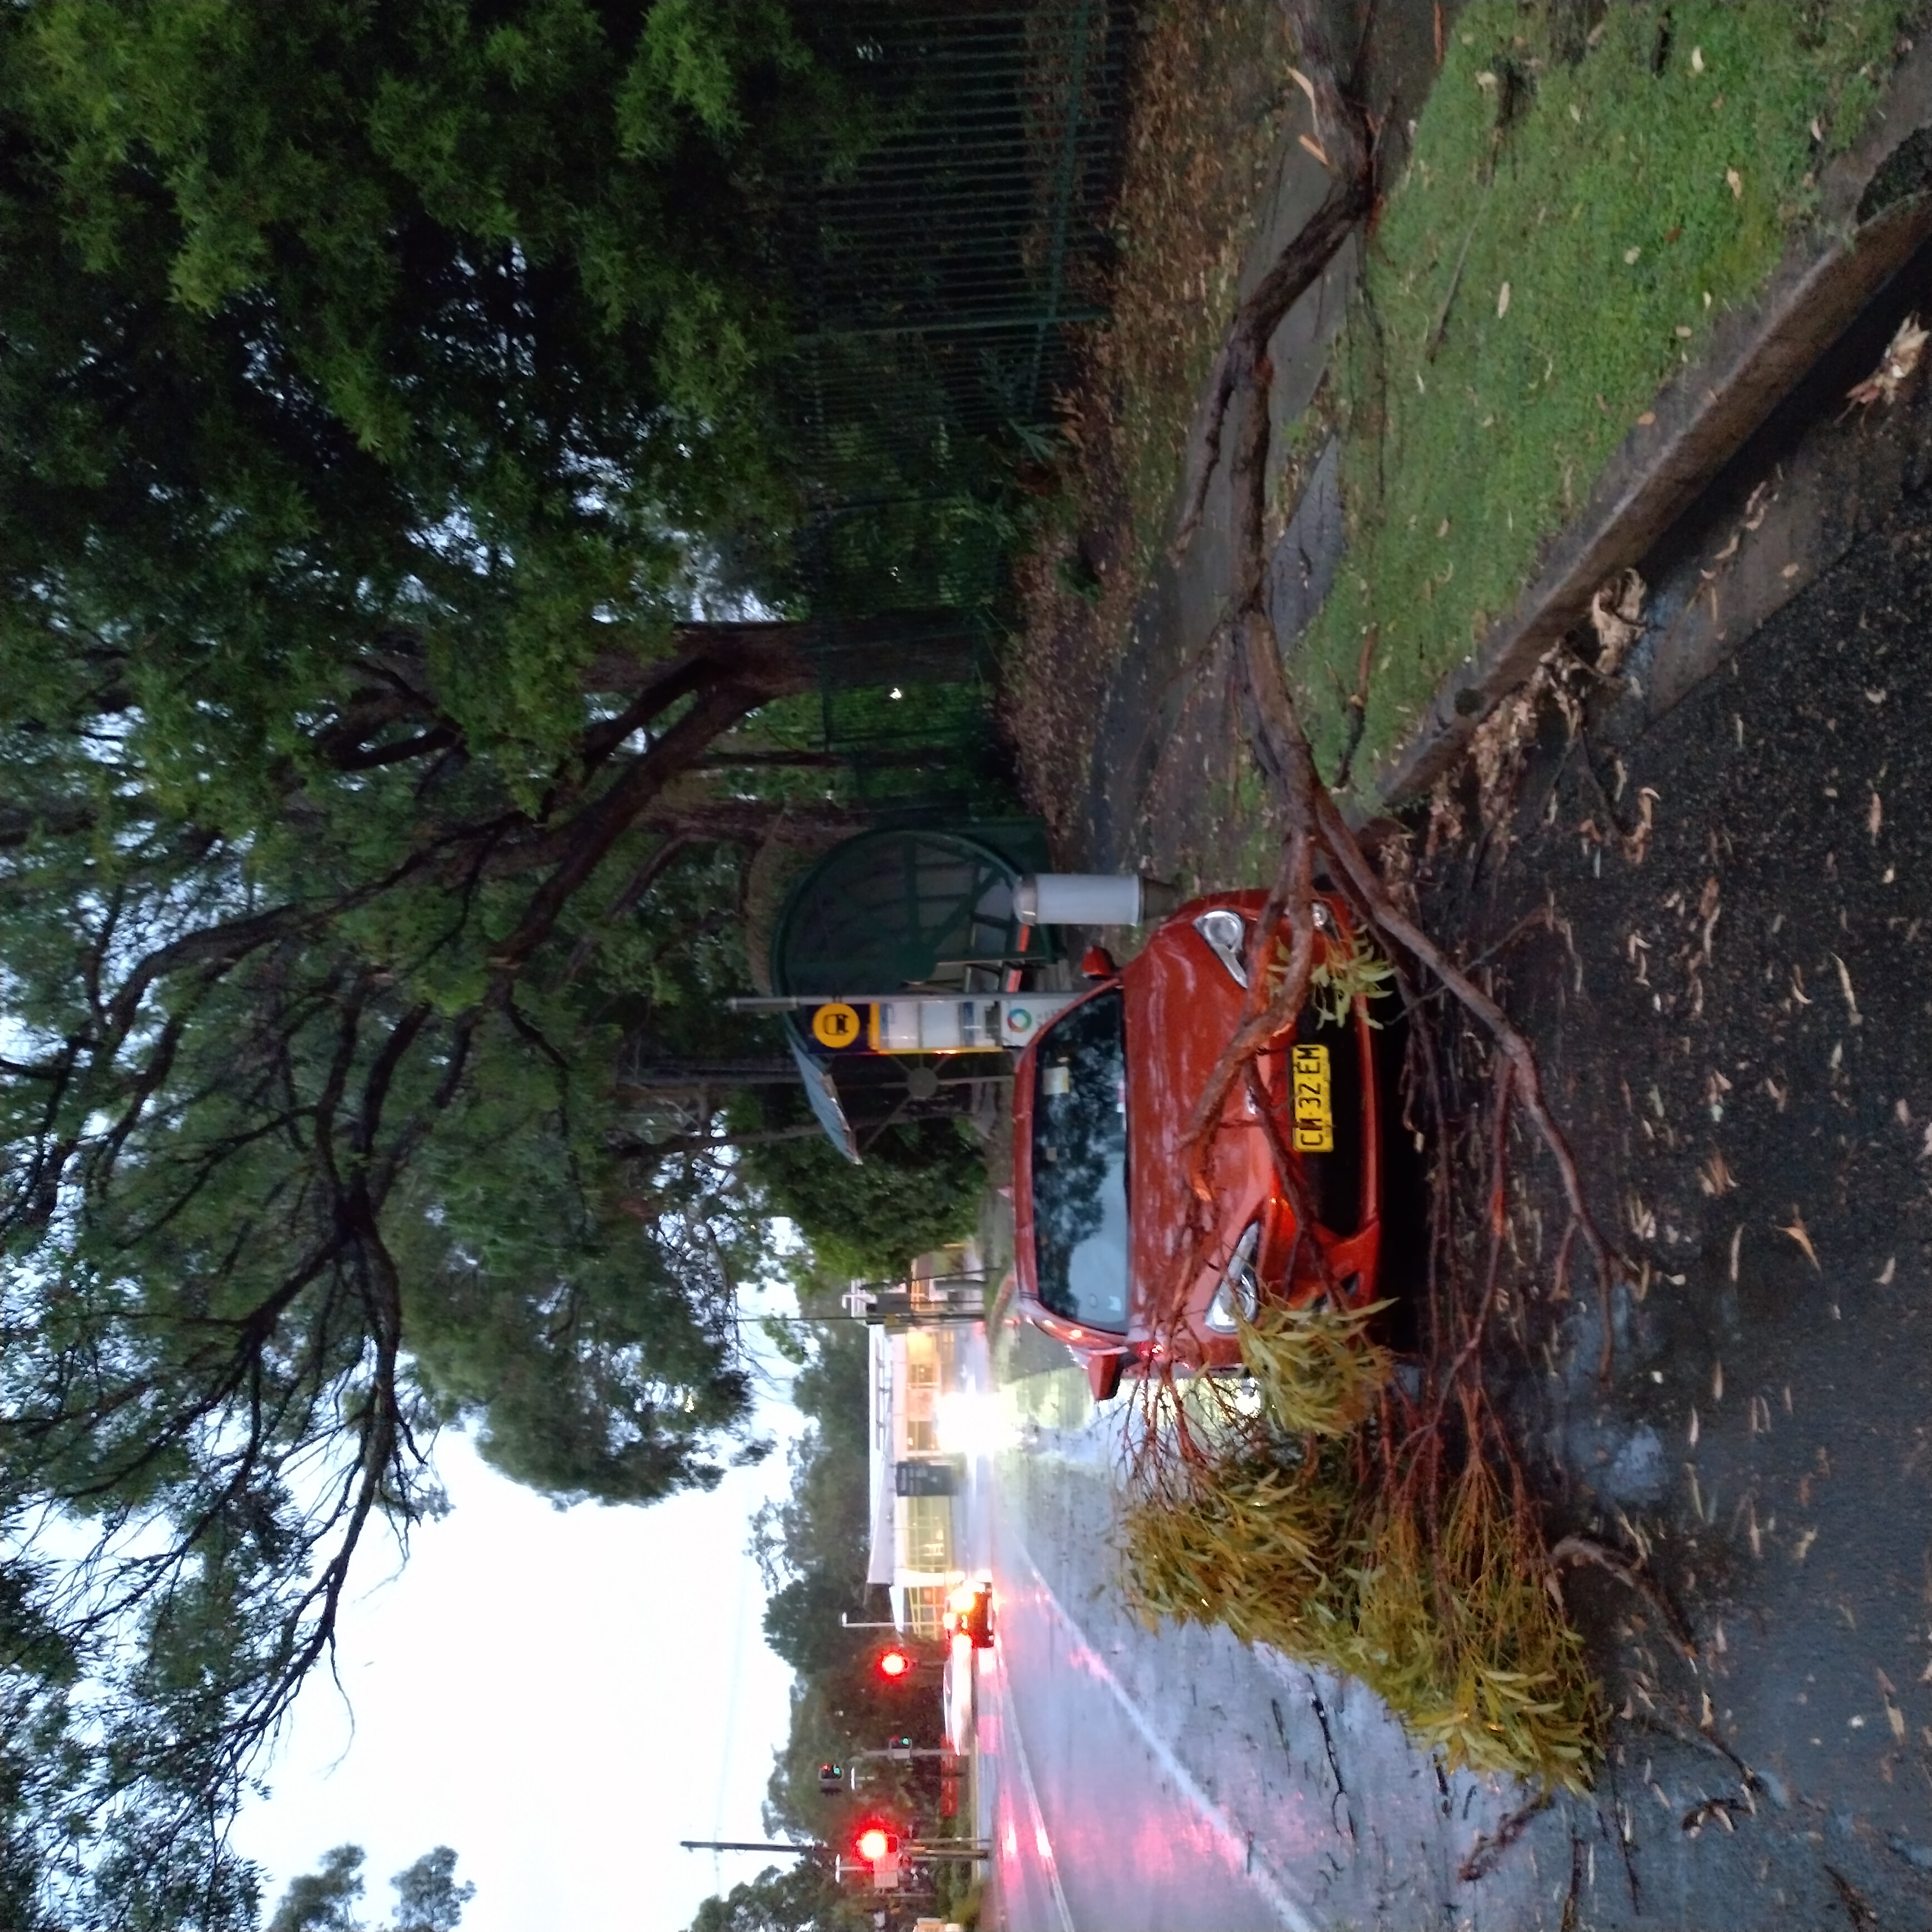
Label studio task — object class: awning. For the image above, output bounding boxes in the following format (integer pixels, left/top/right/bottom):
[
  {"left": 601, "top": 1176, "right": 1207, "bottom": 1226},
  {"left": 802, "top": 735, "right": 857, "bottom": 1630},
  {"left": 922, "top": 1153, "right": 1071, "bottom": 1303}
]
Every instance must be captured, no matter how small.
[{"left": 788, "top": 1036, "right": 861, "bottom": 1164}]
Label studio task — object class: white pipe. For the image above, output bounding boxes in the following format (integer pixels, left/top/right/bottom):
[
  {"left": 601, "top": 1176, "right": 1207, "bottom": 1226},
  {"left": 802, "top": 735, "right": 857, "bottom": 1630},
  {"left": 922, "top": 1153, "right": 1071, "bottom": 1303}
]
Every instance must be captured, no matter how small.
[{"left": 1013, "top": 873, "right": 1142, "bottom": 926}]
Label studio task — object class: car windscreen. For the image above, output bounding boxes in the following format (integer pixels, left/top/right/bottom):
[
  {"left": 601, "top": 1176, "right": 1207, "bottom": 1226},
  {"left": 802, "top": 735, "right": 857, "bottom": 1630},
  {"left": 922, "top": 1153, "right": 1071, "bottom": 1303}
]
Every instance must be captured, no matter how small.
[{"left": 1029, "top": 989, "right": 1129, "bottom": 1332}]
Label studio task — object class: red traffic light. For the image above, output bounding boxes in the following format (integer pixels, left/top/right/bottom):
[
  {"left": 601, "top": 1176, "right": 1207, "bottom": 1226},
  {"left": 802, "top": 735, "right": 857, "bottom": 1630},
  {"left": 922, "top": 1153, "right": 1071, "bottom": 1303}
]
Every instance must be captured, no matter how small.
[
  {"left": 876, "top": 1646, "right": 912, "bottom": 1679},
  {"left": 855, "top": 1826, "right": 897, "bottom": 1862}
]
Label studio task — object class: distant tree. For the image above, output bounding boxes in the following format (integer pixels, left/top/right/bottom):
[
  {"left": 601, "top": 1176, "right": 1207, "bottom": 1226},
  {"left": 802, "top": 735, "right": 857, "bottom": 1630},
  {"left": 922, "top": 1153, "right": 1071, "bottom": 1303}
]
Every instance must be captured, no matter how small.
[
  {"left": 736, "top": 1109, "right": 984, "bottom": 1278},
  {"left": 684, "top": 1852, "right": 860, "bottom": 1932},
  {"left": 760, "top": 1569, "right": 857, "bottom": 1678},
  {"left": 739, "top": 1316, "right": 944, "bottom": 1845},
  {"left": 268, "top": 1846, "right": 366, "bottom": 1932},
  {"left": 388, "top": 1847, "right": 474, "bottom": 1932},
  {"left": 267, "top": 1843, "right": 473, "bottom": 1932}
]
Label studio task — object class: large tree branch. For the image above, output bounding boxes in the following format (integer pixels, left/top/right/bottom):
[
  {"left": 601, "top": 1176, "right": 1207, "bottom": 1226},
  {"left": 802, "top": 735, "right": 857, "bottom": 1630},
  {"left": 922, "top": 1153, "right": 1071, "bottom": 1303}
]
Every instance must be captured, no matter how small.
[
  {"left": 486, "top": 678, "right": 773, "bottom": 983},
  {"left": 1197, "top": 0, "right": 1620, "bottom": 1376}
]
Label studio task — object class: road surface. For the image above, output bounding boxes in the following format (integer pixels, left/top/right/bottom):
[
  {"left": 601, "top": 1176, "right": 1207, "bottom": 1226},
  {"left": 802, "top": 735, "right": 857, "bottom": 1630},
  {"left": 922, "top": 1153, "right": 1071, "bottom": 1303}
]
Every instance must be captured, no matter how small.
[{"left": 964, "top": 239, "right": 1932, "bottom": 1932}]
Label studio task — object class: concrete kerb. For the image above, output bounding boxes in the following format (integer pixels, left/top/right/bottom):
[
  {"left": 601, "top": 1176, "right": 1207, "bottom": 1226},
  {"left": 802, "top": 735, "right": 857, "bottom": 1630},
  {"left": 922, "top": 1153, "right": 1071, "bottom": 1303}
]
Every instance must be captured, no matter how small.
[{"left": 1370, "top": 32, "right": 1932, "bottom": 809}]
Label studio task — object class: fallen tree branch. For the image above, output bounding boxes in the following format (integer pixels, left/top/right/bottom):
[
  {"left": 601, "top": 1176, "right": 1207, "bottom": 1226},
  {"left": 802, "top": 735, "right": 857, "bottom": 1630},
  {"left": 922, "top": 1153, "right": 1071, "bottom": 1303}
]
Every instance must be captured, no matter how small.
[
  {"left": 1128, "top": 0, "right": 1625, "bottom": 1792},
  {"left": 1172, "top": 0, "right": 1372, "bottom": 559}
]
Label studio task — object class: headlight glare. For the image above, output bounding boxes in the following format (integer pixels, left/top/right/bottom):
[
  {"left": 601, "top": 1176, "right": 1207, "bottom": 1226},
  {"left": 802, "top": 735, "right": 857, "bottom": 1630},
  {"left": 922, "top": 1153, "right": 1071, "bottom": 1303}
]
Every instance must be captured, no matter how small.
[{"left": 1204, "top": 1222, "right": 1263, "bottom": 1332}]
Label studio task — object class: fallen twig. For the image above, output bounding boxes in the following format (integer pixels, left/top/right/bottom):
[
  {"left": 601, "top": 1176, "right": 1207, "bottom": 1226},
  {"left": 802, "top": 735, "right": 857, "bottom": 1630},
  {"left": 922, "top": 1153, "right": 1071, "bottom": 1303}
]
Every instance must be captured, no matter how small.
[
  {"left": 1459, "top": 1789, "right": 1554, "bottom": 1883},
  {"left": 1551, "top": 1535, "right": 1698, "bottom": 1664}
]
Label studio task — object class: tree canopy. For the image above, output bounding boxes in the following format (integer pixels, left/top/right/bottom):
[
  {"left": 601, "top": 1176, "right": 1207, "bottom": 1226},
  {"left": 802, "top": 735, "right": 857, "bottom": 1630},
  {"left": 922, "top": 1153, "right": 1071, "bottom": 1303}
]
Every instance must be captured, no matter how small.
[
  {"left": 0, "top": 2, "right": 995, "bottom": 1920},
  {"left": 267, "top": 1844, "right": 473, "bottom": 1932},
  {"left": 683, "top": 1852, "right": 859, "bottom": 1932}
]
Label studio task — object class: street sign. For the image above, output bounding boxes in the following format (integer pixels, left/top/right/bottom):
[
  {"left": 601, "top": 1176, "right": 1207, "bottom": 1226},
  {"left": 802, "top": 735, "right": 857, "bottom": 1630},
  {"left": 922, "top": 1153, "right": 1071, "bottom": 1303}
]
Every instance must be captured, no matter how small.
[
  {"left": 810, "top": 1002, "right": 862, "bottom": 1049},
  {"left": 894, "top": 1458, "right": 957, "bottom": 1497}
]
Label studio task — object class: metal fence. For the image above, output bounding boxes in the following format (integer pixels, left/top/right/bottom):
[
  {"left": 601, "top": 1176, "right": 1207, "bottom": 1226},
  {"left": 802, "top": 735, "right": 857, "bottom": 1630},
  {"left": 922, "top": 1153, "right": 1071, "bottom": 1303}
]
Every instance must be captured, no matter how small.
[
  {"left": 792, "top": 1, "right": 1132, "bottom": 470},
  {"left": 785, "top": 0, "right": 1137, "bottom": 624}
]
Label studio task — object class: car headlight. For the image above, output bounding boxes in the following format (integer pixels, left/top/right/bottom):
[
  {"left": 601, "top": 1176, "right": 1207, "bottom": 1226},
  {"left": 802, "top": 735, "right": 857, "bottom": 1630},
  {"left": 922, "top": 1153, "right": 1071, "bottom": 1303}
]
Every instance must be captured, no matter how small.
[
  {"left": 1204, "top": 1222, "right": 1262, "bottom": 1332},
  {"left": 1193, "top": 909, "right": 1250, "bottom": 988}
]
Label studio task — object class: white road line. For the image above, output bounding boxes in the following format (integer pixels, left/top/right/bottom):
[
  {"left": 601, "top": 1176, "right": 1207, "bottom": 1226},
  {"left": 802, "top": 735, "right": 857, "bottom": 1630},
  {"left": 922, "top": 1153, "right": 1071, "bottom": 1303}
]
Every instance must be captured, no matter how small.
[
  {"left": 1007, "top": 1532, "right": 1317, "bottom": 1932},
  {"left": 993, "top": 1639, "right": 1077, "bottom": 1932}
]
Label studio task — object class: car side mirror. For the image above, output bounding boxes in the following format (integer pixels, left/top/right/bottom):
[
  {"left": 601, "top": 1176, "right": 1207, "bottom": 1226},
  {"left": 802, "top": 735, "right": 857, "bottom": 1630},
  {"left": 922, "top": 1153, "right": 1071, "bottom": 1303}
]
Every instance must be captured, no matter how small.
[
  {"left": 1085, "top": 1351, "right": 1124, "bottom": 1403},
  {"left": 1079, "top": 945, "right": 1117, "bottom": 980}
]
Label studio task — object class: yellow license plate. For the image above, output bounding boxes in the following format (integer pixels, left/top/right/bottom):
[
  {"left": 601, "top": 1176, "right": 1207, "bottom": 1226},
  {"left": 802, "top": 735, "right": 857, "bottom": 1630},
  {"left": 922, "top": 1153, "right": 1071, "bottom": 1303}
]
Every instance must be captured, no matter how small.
[{"left": 1290, "top": 1043, "right": 1333, "bottom": 1153}]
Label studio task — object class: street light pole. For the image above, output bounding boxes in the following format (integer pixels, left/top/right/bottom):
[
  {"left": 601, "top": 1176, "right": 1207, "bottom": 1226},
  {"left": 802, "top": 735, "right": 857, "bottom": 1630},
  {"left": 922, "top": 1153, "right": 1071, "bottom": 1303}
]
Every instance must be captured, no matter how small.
[{"left": 678, "top": 1840, "right": 821, "bottom": 1855}]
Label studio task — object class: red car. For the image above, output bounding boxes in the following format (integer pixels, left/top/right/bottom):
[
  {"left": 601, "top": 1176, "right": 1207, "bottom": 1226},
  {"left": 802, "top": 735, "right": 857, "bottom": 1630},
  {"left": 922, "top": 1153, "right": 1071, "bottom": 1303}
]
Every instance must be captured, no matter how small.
[{"left": 1011, "top": 891, "right": 1383, "bottom": 1398}]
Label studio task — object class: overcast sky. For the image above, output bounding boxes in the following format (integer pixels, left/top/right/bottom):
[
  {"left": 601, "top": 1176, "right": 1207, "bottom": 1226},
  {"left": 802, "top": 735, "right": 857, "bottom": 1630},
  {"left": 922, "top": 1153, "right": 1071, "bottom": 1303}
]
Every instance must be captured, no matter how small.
[{"left": 231, "top": 1372, "right": 806, "bottom": 1932}]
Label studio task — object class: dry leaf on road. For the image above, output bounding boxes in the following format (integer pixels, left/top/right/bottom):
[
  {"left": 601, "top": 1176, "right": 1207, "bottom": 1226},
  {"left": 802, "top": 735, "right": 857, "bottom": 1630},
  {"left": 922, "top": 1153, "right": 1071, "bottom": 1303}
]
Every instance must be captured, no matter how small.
[
  {"left": 1778, "top": 1210, "right": 1820, "bottom": 1270},
  {"left": 1698, "top": 1150, "right": 1734, "bottom": 1195},
  {"left": 1588, "top": 569, "right": 1645, "bottom": 669},
  {"left": 1846, "top": 312, "right": 1929, "bottom": 409},
  {"left": 1832, "top": 953, "right": 1862, "bottom": 1026}
]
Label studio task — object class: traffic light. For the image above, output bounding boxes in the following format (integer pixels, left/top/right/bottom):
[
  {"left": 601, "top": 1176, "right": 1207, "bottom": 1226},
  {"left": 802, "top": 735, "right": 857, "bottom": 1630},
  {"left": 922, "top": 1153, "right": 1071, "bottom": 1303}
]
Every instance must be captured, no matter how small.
[
  {"left": 876, "top": 1645, "right": 911, "bottom": 1679},
  {"left": 890, "top": 1734, "right": 913, "bottom": 1749},
  {"left": 817, "top": 1761, "right": 845, "bottom": 1796},
  {"left": 855, "top": 1827, "right": 897, "bottom": 1864}
]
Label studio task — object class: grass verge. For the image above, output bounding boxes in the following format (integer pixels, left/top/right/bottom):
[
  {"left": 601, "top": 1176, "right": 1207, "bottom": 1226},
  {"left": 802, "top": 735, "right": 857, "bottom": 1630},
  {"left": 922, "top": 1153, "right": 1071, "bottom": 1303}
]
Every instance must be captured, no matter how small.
[{"left": 1294, "top": 0, "right": 1911, "bottom": 790}]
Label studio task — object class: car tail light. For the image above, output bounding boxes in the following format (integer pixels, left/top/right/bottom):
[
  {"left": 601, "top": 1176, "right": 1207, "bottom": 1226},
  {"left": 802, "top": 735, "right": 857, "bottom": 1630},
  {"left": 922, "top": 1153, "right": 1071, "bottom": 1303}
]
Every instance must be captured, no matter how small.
[{"left": 1204, "top": 1222, "right": 1262, "bottom": 1332}]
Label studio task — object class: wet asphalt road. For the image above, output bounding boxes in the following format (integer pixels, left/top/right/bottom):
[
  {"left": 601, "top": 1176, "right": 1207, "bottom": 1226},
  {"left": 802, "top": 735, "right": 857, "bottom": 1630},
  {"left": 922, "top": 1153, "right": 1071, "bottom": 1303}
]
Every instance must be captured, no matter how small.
[
  {"left": 977, "top": 1396, "right": 1552, "bottom": 1932},
  {"left": 980, "top": 267, "right": 1932, "bottom": 1931},
  {"left": 1406, "top": 417, "right": 1932, "bottom": 1928}
]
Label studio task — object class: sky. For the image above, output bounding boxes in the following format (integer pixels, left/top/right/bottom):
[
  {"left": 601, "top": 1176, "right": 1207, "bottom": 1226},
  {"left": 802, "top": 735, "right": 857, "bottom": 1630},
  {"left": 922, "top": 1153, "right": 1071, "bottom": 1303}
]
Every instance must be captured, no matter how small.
[{"left": 231, "top": 1381, "right": 806, "bottom": 1932}]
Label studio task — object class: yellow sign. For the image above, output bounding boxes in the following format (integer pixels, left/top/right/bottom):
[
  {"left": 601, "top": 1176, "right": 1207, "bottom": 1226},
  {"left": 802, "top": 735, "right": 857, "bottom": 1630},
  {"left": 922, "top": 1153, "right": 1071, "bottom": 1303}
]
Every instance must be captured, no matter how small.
[{"left": 811, "top": 1002, "right": 862, "bottom": 1049}]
